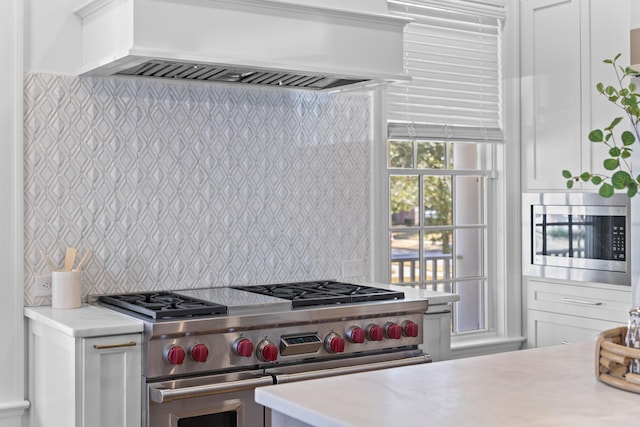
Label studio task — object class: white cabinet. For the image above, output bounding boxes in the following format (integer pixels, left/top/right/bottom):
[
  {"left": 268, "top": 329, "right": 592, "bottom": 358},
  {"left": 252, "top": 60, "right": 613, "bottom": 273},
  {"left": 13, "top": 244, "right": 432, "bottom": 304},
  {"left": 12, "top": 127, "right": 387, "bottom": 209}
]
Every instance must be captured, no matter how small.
[
  {"left": 420, "top": 303, "right": 452, "bottom": 362},
  {"left": 25, "top": 306, "right": 143, "bottom": 427},
  {"left": 521, "top": 0, "right": 630, "bottom": 191},
  {"left": 525, "top": 278, "right": 630, "bottom": 348}
]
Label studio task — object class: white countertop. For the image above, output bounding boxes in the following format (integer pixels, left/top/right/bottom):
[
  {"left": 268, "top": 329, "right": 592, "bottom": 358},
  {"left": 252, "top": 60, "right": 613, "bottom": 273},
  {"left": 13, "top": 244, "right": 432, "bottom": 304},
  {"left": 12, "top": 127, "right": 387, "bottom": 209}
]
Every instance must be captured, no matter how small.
[
  {"left": 24, "top": 304, "right": 144, "bottom": 337},
  {"left": 367, "top": 283, "right": 459, "bottom": 306},
  {"left": 255, "top": 341, "right": 640, "bottom": 427}
]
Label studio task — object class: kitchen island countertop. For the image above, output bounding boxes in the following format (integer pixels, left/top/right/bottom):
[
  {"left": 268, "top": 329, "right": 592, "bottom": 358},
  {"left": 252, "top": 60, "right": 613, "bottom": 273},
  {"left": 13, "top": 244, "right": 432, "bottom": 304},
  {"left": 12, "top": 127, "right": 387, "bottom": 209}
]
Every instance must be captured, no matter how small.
[{"left": 255, "top": 341, "right": 639, "bottom": 427}]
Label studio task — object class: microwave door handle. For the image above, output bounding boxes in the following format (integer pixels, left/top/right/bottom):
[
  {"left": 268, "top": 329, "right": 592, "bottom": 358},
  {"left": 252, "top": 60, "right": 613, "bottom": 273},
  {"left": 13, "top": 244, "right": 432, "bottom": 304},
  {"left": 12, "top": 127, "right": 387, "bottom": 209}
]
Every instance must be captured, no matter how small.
[{"left": 561, "top": 297, "right": 603, "bottom": 306}]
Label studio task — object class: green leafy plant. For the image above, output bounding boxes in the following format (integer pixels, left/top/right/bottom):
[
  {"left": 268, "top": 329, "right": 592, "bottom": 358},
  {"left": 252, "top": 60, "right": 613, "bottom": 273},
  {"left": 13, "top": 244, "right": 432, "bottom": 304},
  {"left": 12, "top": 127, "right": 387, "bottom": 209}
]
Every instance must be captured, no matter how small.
[{"left": 563, "top": 54, "right": 640, "bottom": 197}]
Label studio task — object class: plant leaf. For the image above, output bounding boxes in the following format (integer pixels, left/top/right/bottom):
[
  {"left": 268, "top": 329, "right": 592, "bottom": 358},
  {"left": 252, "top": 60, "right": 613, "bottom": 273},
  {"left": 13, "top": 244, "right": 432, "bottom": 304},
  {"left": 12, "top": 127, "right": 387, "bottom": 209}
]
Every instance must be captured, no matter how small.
[
  {"left": 621, "top": 130, "right": 636, "bottom": 146},
  {"left": 609, "top": 147, "right": 621, "bottom": 157},
  {"left": 603, "top": 158, "right": 619, "bottom": 170},
  {"left": 580, "top": 172, "right": 591, "bottom": 181},
  {"left": 566, "top": 180, "right": 574, "bottom": 189},
  {"left": 628, "top": 183, "right": 638, "bottom": 198},
  {"left": 609, "top": 117, "right": 623, "bottom": 129},
  {"left": 599, "top": 183, "right": 614, "bottom": 198},
  {"left": 612, "top": 170, "right": 631, "bottom": 189},
  {"left": 591, "top": 176, "right": 603, "bottom": 185},
  {"left": 589, "top": 129, "right": 604, "bottom": 142},
  {"left": 621, "top": 149, "right": 632, "bottom": 159},
  {"left": 561, "top": 170, "right": 572, "bottom": 179}
]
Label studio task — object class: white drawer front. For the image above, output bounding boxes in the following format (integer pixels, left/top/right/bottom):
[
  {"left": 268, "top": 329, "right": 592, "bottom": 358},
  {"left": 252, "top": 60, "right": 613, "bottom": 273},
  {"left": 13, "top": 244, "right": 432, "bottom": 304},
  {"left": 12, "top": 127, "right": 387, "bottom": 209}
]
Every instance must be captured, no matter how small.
[{"left": 527, "top": 279, "right": 631, "bottom": 323}]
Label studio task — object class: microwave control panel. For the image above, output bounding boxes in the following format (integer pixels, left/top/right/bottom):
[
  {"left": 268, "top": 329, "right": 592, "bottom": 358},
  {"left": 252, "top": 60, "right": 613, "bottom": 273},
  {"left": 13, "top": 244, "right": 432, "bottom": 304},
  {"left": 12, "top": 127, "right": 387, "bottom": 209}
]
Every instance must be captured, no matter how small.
[{"left": 611, "top": 217, "right": 625, "bottom": 260}]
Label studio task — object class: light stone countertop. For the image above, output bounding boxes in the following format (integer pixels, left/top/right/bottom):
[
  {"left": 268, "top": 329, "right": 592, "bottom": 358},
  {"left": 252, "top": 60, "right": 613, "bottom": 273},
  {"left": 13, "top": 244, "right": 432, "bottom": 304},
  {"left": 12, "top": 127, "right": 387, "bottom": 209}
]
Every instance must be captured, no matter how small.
[
  {"left": 255, "top": 341, "right": 640, "bottom": 427},
  {"left": 24, "top": 304, "right": 144, "bottom": 337},
  {"left": 365, "top": 282, "right": 459, "bottom": 306}
]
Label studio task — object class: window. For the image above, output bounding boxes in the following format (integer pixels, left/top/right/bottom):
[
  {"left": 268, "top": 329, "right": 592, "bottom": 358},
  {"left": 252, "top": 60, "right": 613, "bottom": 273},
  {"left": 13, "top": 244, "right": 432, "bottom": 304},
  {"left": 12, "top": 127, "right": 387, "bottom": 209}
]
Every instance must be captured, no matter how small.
[{"left": 386, "top": 0, "right": 505, "bottom": 334}]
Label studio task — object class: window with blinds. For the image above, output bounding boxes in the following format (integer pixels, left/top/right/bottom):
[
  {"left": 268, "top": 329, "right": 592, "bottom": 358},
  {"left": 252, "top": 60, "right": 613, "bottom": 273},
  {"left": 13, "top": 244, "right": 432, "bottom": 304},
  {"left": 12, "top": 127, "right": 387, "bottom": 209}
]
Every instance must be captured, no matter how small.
[{"left": 385, "top": 0, "right": 505, "bottom": 333}]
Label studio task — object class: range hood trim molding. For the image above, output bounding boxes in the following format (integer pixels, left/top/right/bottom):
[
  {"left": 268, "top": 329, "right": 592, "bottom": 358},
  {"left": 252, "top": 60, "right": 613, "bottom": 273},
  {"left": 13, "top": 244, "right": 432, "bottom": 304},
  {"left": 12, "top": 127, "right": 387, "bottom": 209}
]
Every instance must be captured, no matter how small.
[
  {"left": 74, "top": 0, "right": 411, "bottom": 91},
  {"left": 74, "top": 0, "right": 412, "bottom": 26}
]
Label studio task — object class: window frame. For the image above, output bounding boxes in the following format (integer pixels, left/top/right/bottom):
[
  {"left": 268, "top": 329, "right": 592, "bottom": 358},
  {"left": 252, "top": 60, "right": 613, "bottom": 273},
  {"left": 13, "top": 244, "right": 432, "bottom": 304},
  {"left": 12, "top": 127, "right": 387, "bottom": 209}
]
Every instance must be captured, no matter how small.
[{"left": 371, "top": 0, "right": 523, "bottom": 357}]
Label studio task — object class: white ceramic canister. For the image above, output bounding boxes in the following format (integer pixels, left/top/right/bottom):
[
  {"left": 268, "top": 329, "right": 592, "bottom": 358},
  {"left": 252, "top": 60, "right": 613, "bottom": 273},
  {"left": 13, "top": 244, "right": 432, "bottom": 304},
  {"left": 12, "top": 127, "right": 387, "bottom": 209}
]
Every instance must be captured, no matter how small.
[{"left": 51, "top": 270, "right": 82, "bottom": 309}]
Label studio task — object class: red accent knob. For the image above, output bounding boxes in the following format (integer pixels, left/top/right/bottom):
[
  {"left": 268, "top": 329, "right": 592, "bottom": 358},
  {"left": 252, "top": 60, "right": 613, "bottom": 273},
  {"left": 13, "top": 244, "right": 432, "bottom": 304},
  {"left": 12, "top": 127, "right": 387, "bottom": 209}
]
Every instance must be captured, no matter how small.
[
  {"left": 233, "top": 338, "right": 254, "bottom": 358},
  {"left": 385, "top": 322, "right": 402, "bottom": 340},
  {"left": 166, "top": 345, "right": 186, "bottom": 365},
  {"left": 346, "top": 326, "right": 365, "bottom": 344},
  {"left": 190, "top": 343, "right": 209, "bottom": 363},
  {"left": 325, "top": 333, "right": 346, "bottom": 353},
  {"left": 366, "top": 324, "right": 384, "bottom": 342},
  {"left": 257, "top": 340, "right": 278, "bottom": 362},
  {"left": 402, "top": 321, "right": 419, "bottom": 338}
]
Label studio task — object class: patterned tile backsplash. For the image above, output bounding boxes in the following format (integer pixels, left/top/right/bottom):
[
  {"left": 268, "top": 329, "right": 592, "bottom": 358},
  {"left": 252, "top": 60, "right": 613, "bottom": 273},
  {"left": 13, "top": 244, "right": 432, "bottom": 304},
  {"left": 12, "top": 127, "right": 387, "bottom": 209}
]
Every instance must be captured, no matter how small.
[{"left": 23, "top": 74, "right": 371, "bottom": 306}]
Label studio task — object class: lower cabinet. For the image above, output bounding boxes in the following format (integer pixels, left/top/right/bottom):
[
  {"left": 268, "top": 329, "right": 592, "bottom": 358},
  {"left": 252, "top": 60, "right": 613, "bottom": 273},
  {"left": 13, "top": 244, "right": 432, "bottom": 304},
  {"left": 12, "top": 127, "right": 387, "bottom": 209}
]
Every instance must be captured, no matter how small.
[
  {"left": 525, "top": 279, "right": 630, "bottom": 348},
  {"left": 420, "top": 303, "right": 452, "bottom": 362},
  {"left": 27, "top": 319, "right": 142, "bottom": 427}
]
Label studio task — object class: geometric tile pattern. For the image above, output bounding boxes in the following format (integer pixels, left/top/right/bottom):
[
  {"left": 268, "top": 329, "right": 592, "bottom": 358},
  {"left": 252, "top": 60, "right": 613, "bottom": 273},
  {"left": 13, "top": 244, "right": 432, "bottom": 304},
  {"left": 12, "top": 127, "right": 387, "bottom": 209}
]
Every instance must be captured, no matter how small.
[{"left": 23, "top": 74, "right": 371, "bottom": 306}]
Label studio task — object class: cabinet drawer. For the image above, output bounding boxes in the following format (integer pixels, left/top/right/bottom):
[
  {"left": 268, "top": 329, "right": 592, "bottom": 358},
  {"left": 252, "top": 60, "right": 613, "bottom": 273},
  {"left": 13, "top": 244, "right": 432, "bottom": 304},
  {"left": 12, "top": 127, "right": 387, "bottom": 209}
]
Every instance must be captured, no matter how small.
[
  {"left": 527, "top": 279, "right": 630, "bottom": 323},
  {"left": 527, "top": 310, "right": 623, "bottom": 348}
]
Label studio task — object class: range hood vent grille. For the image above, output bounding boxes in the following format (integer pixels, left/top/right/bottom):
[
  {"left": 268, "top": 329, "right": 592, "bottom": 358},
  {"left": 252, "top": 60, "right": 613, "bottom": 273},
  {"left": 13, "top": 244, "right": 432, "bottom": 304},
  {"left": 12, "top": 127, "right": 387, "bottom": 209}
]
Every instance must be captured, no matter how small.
[{"left": 116, "top": 60, "right": 371, "bottom": 91}]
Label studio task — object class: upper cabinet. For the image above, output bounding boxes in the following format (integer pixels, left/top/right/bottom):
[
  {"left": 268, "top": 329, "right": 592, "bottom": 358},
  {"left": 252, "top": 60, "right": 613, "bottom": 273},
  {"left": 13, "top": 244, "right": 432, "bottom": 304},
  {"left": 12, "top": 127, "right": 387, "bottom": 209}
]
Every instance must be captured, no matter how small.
[{"left": 521, "top": 0, "right": 631, "bottom": 191}]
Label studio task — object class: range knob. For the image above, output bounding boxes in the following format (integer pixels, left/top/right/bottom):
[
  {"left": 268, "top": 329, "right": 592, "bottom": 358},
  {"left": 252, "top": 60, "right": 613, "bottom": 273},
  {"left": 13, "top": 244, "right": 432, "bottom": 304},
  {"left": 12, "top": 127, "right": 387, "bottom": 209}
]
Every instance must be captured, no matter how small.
[
  {"left": 325, "top": 332, "right": 346, "bottom": 353},
  {"left": 256, "top": 340, "right": 278, "bottom": 362},
  {"left": 402, "top": 320, "right": 420, "bottom": 338},
  {"left": 366, "top": 324, "right": 384, "bottom": 341},
  {"left": 233, "top": 338, "right": 255, "bottom": 358},
  {"left": 165, "top": 345, "right": 186, "bottom": 365},
  {"left": 385, "top": 322, "right": 402, "bottom": 340},
  {"left": 190, "top": 343, "right": 209, "bottom": 363},
  {"left": 345, "top": 326, "right": 366, "bottom": 344}
]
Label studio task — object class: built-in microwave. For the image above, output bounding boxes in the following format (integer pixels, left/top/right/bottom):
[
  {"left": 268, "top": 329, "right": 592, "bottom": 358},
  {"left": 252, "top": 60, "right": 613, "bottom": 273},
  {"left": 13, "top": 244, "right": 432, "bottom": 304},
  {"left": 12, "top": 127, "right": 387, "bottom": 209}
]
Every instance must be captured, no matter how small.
[{"left": 522, "top": 193, "right": 630, "bottom": 286}]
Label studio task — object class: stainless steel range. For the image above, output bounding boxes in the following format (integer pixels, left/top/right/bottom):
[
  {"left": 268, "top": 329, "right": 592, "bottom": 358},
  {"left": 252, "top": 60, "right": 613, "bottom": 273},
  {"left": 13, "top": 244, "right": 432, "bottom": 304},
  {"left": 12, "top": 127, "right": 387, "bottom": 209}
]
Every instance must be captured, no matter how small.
[{"left": 98, "top": 280, "right": 430, "bottom": 427}]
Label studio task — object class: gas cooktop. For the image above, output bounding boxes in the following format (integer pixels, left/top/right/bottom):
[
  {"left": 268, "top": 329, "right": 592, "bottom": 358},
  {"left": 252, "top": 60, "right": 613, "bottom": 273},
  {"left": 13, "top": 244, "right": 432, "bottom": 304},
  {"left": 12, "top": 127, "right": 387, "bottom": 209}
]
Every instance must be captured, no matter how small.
[
  {"left": 98, "top": 281, "right": 405, "bottom": 320},
  {"left": 98, "top": 291, "right": 228, "bottom": 320},
  {"left": 231, "top": 280, "right": 405, "bottom": 308}
]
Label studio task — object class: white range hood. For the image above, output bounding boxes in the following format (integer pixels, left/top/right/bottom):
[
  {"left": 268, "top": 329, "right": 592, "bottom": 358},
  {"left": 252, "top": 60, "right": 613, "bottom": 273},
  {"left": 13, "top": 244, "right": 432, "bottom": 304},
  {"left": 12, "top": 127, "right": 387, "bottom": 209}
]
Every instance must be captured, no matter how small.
[{"left": 74, "top": 0, "right": 411, "bottom": 91}]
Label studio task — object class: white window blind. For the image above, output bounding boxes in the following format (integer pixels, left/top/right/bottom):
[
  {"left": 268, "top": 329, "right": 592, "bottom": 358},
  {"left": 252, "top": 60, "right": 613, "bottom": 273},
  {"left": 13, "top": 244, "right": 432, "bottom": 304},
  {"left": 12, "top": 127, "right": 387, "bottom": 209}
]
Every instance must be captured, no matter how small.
[{"left": 387, "top": 0, "right": 505, "bottom": 142}]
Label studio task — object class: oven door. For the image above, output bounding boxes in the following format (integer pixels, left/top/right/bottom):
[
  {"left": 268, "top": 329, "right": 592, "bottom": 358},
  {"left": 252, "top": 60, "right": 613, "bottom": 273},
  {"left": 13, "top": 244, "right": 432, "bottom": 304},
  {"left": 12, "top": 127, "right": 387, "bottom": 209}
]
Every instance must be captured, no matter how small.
[{"left": 146, "top": 370, "right": 273, "bottom": 427}]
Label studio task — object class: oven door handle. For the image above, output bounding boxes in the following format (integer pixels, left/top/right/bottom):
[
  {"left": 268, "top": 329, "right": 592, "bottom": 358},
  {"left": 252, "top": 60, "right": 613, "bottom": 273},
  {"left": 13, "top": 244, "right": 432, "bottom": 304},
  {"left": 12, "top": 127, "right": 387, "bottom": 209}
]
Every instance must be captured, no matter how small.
[
  {"left": 149, "top": 377, "right": 274, "bottom": 404},
  {"left": 274, "top": 355, "right": 430, "bottom": 384}
]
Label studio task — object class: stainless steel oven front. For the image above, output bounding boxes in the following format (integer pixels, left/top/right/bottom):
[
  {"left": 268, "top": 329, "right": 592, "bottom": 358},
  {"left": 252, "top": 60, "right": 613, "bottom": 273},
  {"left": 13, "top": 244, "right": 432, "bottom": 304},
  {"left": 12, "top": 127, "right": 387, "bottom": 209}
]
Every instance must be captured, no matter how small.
[
  {"left": 146, "top": 352, "right": 430, "bottom": 427},
  {"left": 522, "top": 192, "right": 630, "bottom": 285},
  {"left": 147, "top": 370, "right": 273, "bottom": 427}
]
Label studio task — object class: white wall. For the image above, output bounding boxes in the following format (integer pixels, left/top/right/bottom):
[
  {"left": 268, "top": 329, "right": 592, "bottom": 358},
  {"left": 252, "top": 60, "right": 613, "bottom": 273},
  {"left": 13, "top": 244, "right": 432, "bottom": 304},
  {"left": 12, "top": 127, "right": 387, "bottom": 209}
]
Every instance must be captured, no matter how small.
[{"left": 0, "top": 0, "right": 28, "bottom": 426}]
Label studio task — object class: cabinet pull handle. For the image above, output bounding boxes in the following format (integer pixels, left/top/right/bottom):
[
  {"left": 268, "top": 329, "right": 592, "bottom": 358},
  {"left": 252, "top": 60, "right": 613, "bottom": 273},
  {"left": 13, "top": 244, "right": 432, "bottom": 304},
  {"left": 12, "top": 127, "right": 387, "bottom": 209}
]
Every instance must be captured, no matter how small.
[
  {"left": 93, "top": 341, "right": 137, "bottom": 350},
  {"left": 561, "top": 297, "right": 602, "bottom": 306}
]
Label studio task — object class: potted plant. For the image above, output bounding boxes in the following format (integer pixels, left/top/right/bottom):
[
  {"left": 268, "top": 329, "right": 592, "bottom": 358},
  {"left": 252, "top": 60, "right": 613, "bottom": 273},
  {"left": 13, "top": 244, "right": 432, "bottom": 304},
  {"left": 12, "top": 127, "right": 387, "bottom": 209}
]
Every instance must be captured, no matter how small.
[{"left": 563, "top": 54, "right": 640, "bottom": 197}]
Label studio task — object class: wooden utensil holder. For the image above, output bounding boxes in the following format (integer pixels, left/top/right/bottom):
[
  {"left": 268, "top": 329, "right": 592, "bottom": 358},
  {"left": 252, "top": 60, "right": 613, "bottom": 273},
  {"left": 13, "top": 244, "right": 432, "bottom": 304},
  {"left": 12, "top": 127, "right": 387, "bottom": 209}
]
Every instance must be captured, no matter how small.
[{"left": 596, "top": 326, "right": 640, "bottom": 393}]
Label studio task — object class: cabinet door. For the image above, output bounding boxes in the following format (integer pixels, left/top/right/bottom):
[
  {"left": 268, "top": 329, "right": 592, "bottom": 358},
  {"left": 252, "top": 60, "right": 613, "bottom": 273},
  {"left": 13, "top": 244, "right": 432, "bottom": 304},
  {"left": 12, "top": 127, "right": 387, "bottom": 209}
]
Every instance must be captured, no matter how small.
[
  {"left": 81, "top": 334, "right": 142, "bottom": 427},
  {"left": 521, "top": 0, "right": 583, "bottom": 191},
  {"left": 583, "top": 0, "right": 631, "bottom": 175},
  {"left": 527, "top": 309, "right": 623, "bottom": 348},
  {"left": 421, "top": 307, "right": 452, "bottom": 362}
]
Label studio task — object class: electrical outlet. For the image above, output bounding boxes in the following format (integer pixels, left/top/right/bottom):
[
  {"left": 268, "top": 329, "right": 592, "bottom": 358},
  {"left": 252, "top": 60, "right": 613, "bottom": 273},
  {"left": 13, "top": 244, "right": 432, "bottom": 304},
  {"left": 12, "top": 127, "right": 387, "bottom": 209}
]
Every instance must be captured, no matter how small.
[
  {"left": 342, "top": 259, "right": 365, "bottom": 278},
  {"left": 34, "top": 274, "right": 52, "bottom": 297}
]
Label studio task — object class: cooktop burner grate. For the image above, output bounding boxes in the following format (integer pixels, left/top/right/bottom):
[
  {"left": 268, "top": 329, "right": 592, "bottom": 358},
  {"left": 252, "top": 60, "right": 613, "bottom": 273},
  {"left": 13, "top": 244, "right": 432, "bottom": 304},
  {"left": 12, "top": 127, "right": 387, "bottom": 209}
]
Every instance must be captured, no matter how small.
[
  {"left": 98, "top": 291, "right": 228, "bottom": 319},
  {"left": 232, "top": 281, "right": 404, "bottom": 308}
]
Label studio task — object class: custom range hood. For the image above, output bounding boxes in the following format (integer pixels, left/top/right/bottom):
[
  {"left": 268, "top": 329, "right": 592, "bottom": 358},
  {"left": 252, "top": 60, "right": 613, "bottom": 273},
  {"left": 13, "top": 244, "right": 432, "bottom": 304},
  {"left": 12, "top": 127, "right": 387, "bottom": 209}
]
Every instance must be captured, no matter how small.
[{"left": 74, "top": 0, "right": 411, "bottom": 91}]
